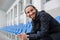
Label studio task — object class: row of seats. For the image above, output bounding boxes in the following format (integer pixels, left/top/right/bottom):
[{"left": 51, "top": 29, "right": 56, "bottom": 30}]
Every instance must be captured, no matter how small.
[
  {"left": 0, "top": 22, "right": 32, "bottom": 35},
  {"left": 0, "top": 16, "right": 60, "bottom": 35}
]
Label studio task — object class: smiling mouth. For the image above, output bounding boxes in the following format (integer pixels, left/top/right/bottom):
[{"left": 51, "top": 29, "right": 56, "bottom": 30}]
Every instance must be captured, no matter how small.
[
  {"left": 30, "top": 15, "right": 35, "bottom": 19},
  {"left": 29, "top": 12, "right": 36, "bottom": 19}
]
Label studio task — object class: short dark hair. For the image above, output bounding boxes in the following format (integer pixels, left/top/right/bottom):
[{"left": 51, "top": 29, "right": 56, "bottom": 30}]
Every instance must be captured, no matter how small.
[{"left": 24, "top": 5, "right": 38, "bottom": 14}]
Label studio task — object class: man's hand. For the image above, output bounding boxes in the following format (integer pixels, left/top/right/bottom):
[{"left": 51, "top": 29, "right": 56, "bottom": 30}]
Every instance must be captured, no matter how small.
[{"left": 17, "top": 33, "right": 28, "bottom": 40}]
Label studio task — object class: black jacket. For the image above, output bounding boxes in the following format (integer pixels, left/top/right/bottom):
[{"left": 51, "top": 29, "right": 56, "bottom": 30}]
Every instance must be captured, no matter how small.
[{"left": 27, "top": 10, "right": 60, "bottom": 40}]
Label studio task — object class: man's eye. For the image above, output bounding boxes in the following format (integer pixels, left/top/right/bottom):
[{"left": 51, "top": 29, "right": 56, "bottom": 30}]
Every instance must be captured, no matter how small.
[
  {"left": 27, "top": 12, "right": 29, "bottom": 13},
  {"left": 31, "top": 9, "right": 33, "bottom": 11}
]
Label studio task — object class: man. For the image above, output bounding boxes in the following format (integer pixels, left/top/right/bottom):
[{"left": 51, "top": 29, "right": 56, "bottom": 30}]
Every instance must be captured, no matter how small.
[{"left": 18, "top": 5, "right": 60, "bottom": 40}]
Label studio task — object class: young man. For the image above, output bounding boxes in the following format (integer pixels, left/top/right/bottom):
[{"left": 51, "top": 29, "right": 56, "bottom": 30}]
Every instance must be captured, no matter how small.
[{"left": 18, "top": 5, "right": 60, "bottom": 40}]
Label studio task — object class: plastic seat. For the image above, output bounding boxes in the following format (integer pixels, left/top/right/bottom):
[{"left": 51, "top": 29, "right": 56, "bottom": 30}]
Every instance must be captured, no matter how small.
[
  {"left": 21, "top": 24, "right": 27, "bottom": 34},
  {"left": 26, "top": 22, "right": 32, "bottom": 33},
  {"left": 16, "top": 23, "right": 24, "bottom": 34},
  {"left": 55, "top": 16, "right": 60, "bottom": 23}
]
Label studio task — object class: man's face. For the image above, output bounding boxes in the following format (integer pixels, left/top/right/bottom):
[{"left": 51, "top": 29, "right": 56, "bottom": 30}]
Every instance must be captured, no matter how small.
[{"left": 25, "top": 6, "right": 36, "bottom": 20}]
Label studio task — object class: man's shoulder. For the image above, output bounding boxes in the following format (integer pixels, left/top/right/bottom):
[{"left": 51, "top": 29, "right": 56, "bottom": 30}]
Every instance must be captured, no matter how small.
[
  {"left": 38, "top": 10, "right": 52, "bottom": 19},
  {"left": 38, "top": 10, "right": 47, "bottom": 16},
  {"left": 38, "top": 10, "right": 45, "bottom": 13}
]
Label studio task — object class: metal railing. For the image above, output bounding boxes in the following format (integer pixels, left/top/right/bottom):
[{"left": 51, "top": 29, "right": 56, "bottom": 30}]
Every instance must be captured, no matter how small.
[{"left": 0, "top": 30, "right": 20, "bottom": 40}]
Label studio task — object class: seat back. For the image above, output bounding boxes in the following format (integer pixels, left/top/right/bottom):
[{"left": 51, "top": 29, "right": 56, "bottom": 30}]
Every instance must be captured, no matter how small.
[
  {"left": 55, "top": 16, "right": 60, "bottom": 23},
  {"left": 26, "top": 22, "right": 32, "bottom": 33}
]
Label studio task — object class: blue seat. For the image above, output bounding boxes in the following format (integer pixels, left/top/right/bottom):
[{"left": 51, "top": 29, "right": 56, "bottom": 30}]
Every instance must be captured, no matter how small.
[
  {"left": 0, "top": 22, "right": 32, "bottom": 35},
  {"left": 26, "top": 22, "right": 32, "bottom": 33},
  {"left": 7, "top": 25, "right": 17, "bottom": 33},
  {"left": 2, "top": 26, "right": 9, "bottom": 31},
  {"left": 16, "top": 23, "right": 30, "bottom": 34},
  {"left": 21, "top": 24, "right": 27, "bottom": 34},
  {"left": 16, "top": 23, "right": 24, "bottom": 34},
  {"left": 1, "top": 25, "right": 18, "bottom": 34},
  {"left": 55, "top": 16, "right": 60, "bottom": 23}
]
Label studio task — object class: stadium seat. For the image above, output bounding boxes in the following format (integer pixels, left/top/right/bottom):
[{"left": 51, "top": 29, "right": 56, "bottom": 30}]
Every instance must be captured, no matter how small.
[
  {"left": 55, "top": 16, "right": 60, "bottom": 23},
  {"left": 26, "top": 22, "right": 32, "bottom": 33}
]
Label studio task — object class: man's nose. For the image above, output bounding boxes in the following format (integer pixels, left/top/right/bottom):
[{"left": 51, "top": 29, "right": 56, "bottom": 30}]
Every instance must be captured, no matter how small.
[
  {"left": 29, "top": 12, "right": 32, "bottom": 17},
  {"left": 30, "top": 12, "right": 33, "bottom": 15}
]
